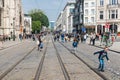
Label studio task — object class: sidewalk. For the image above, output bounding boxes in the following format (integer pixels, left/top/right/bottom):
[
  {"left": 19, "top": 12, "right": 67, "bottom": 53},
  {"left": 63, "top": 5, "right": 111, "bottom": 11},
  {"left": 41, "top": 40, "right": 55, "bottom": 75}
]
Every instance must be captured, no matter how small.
[
  {"left": 0, "top": 39, "right": 24, "bottom": 50},
  {"left": 86, "top": 37, "right": 120, "bottom": 53},
  {"left": 0, "top": 35, "right": 46, "bottom": 50}
]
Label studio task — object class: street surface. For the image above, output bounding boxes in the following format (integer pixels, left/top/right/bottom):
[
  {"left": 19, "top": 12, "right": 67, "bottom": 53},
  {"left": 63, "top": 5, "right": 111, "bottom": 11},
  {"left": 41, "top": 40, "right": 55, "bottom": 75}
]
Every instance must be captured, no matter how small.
[
  {"left": 0, "top": 35, "right": 119, "bottom": 80},
  {"left": 62, "top": 38, "right": 120, "bottom": 80}
]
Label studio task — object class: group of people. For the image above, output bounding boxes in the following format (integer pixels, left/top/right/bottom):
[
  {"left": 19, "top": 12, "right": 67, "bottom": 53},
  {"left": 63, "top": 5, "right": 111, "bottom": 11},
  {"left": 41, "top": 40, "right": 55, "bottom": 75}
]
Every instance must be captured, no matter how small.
[
  {"left": 100, "top": 32, "right": 116, "bottom": 46},
  {"left": 53, "top": 32, "right": 111, "bottom": 72},
  {"left": 53, "top": 33, "right": 72, "bottom": 42},
  {"left": 72, "top": 33, "right": 110, "bottom": 72}
]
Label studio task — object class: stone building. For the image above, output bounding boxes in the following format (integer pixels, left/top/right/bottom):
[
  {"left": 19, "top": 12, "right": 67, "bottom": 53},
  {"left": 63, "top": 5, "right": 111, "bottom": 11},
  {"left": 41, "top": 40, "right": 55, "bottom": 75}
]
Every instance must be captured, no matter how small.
[
  {"left": 84, "top": 0, "right": 96, "bottom": 34},
  {"left": 24, "top": 14, "right": 32, "bottom": 35},
  {"left": 0, "top": 0, "right": 24, "bottom": 38},
  {"left": 96, "top": 0, "right": 120, "bottom": 34},
  {"left": 56, "top": 1, "right": 75, "bottom": 33}
]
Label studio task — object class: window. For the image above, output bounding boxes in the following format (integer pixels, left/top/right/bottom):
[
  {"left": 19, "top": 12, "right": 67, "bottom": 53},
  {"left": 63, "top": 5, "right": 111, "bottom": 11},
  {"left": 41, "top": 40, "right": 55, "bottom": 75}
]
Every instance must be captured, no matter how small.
[
  {"left": 111, "top": 10, "right": 115, "bottom": 19},
  {"left": 109, "top": 10, "right": 111, "bottom": 19},
  {"left": 80, "top": 15, "right": 83, "bottom": 23},
  {"left": 108, "top": 9, "right": 118, "bottom": 19},
  {"left": 109, "top": 0, "right": 118, "bottom": 5},
  {"left": 91, "top": 2, "right": 95, "bottom": 7},
  {"left": 116, "top": 10, "right": 118, "bottom": 18},
  {"left": 91, "top": 9, "right": 95, "bottom": 15},
  {"left": 91, "top": 17, "right": 94, "bottom": 23},
  {"left": 99, "top": 11, "right": 104, "bottom": 19},
  {"left": 85, "top": 17, "right": 88, "bottom": 23},
  {"left": 85, "top": 3, "right": 88, "bottom": 7},
  {"left": 100, "top": 0, "right": 104, "bottom": 6},
  {"left": 70, "top": 8, "right": 74, "bottom": 14},
  {"left": 80, "top": 4, "right": 83, "bottom": 12},
  {"left": 85, "top": 9, "right": 88, "bottom": 15}
]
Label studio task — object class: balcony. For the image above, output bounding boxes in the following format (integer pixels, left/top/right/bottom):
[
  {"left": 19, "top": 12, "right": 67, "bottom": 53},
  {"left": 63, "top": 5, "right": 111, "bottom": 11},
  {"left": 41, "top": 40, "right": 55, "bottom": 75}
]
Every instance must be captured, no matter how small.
[{"left": 107, "top": 4, "right": 120, "bottom": 8}]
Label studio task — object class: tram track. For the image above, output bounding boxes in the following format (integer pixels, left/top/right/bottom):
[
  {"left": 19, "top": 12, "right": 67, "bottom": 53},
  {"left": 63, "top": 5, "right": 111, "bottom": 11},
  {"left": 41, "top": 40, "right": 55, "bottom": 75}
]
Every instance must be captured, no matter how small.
[
  {"left": 0, "top": 37, "right": 47, "bottom": 80},
  {"left": 0, "top": 46, "right": 36, "bottom": 80},
  {"left": 52, "top": 39, "right": 70, "bottom": 80},
  {"left": 59, "top": 42, "right": 109, "bottom": 80},
  {"left": 34, "top": 37, "right": 50, "bottom": 80}
]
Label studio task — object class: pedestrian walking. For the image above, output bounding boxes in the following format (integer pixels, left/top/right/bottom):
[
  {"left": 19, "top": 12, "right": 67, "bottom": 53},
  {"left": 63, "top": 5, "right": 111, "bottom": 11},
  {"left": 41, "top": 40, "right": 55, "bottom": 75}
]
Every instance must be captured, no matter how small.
[
  {"left": 54, "top": 34, "right": 57, "bottom": 42},
  {"left": 89, "top": 33, "right": 93, "bottom": 45},
  {"left": 37, "top": 36, "right": 42, "bottom": 50},
  {"left": 111, "top": 32, "right": 115, "bottom": 44},
  {"left": 39, "top": 41, "right": 43, "bottom": 51},
  {"left": 72, "top": 38, "right": 78, "bottom": 54},
  {"left": 57, "top": 34, "right": 60, "bottom": 41},
  {"left": 83, "top": 33, "right": 87, "bottom": 43},
  {"left": 61, "top": 33, "right": 64, "bottom": 43},
  {"left": 92, "top": 33, "right": 96, "bottom": 45},
  {"left": 93, "top": 46, "right": 110, "bottom": 72}
]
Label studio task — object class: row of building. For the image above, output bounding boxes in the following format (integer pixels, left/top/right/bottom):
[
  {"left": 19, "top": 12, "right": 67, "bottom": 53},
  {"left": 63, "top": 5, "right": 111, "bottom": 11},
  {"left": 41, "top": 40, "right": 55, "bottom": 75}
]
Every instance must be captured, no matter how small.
[
  {"left": 0, "top": 0, "right": 32, "bottom": 38},
  {"left": 55, "top": 0, "right": 120, "bottom": 35}
]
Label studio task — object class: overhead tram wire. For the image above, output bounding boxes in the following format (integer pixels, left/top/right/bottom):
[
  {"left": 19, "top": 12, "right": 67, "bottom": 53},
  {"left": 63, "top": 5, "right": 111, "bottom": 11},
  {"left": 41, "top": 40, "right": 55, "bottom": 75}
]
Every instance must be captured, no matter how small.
[
  {"left": 34, "top": 0, "right": 40, "bottom": 9},
  {"left": 55, "top": 0, "right": 64, "bottom": 21}
]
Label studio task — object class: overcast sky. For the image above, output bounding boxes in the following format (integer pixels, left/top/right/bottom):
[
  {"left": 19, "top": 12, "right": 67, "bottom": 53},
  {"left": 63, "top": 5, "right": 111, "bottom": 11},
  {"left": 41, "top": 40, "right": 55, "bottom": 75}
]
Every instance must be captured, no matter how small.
[{"left": 22, "top": 0, "right": 68, "bottom": 21}]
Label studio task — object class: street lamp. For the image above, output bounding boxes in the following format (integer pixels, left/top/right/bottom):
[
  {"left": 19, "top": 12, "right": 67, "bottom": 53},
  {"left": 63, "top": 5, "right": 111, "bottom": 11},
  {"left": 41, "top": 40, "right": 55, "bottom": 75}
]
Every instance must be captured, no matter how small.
[{"left": 13, "top": 17, "right": 15, "bottom": 41}]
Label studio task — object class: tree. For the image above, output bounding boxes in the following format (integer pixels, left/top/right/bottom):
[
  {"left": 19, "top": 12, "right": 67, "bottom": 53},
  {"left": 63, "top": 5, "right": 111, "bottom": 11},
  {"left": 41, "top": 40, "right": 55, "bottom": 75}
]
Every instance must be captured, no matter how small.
[
  {"left": 32, "top": 21, "right": 41, "bottom": 33},
  {"left": 40, "top": 14, "right": 49, "bottom": 27},
  {"left": 29, "top": 9, "right": 49, "bottom": 32}
]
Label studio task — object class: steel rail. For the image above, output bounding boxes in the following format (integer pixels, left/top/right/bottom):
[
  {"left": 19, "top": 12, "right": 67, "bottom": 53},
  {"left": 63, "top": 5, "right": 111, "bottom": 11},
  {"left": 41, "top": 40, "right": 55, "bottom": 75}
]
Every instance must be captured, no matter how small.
[
  {"left": 59, "top": 42, "right": 109, "bottom": 80},
  {"left": 0, "top": 47, "right": 36, "bottom": 79},
  {"left": 34, "top": 37, "right": 50, "bottom": 80},
  {"left": 52, "top": 39, "right": 70, "bottom": 80}
]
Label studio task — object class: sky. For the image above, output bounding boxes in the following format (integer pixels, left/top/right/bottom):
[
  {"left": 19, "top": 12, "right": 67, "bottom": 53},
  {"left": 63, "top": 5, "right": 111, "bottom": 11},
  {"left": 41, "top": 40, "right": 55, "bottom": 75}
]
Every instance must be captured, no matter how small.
[{"left": 22, "top": 0, "right": 68, "bottom": 21}]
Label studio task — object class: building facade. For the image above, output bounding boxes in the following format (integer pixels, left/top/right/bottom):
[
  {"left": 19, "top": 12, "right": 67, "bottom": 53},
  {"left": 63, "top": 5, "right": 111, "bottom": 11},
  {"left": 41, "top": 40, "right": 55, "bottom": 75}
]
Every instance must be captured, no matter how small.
[
  {"left": 55, "top": 11, "right": 63, "bottom": 31},
  {"left": 73, "top": 0, "right": 84, "bottom": 33},
  {"left": 0, "top": 0, "right": 24, "bottom": 38},
  {"left": 84, "top": 0, "right": 96, "bottom": 33},
  {"left": 96, "top": 0, "right": 120, "bottom": 34},
  {"left": 24, "top": 14, "right": 32, "bottom": 35},
  {"left": 56, "top": 1, "right": 75, "bottom": 33}
]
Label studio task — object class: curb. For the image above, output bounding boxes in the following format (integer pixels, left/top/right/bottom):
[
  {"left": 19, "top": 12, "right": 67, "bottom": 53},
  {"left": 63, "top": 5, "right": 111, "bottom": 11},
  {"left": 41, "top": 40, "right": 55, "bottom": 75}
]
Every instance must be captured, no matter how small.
[{"left": 93, "top": 45, "right": 120, "bottom": 54}]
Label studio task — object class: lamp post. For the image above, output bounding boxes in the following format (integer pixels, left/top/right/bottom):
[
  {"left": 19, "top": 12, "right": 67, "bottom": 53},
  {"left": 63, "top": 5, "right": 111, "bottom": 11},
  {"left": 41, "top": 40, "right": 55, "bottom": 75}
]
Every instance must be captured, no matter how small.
[{"left": 13, "top": 17, "right": 15, "bottom": 41}]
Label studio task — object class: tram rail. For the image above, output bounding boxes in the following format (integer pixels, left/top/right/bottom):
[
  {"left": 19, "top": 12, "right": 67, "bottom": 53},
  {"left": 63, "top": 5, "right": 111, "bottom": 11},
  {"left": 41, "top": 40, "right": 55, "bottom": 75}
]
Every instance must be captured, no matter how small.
[
  {"left": 59, "top": 42, "right": 109, "bottom": 80},
  {"left": 52, "top": 39, "right": 70, "bottom": 80},
  {"left": 0, "top": 47, "right": 36, "bottom": 79},
  {"left": 34, "top": 38, "right": 50, "bottom": 80}
]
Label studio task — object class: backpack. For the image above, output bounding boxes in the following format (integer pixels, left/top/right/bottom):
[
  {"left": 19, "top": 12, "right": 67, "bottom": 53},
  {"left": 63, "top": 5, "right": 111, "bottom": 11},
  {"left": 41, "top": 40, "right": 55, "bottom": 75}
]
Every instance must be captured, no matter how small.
[{"left": 73, "top": 42, "right": 78, "bottom": 47}]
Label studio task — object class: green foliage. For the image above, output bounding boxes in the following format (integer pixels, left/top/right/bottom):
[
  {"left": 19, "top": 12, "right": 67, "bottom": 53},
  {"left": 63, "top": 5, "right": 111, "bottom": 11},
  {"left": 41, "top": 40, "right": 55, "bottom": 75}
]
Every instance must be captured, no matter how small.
[
  {"left": 40, "top": 14, "right": 49, "bottom": 27},
  {"left": 29, "top": 9, "right": 49, "bottom": 32},
  {"left": 32, "top": 21, "right": 41, "bottom": 33}
]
